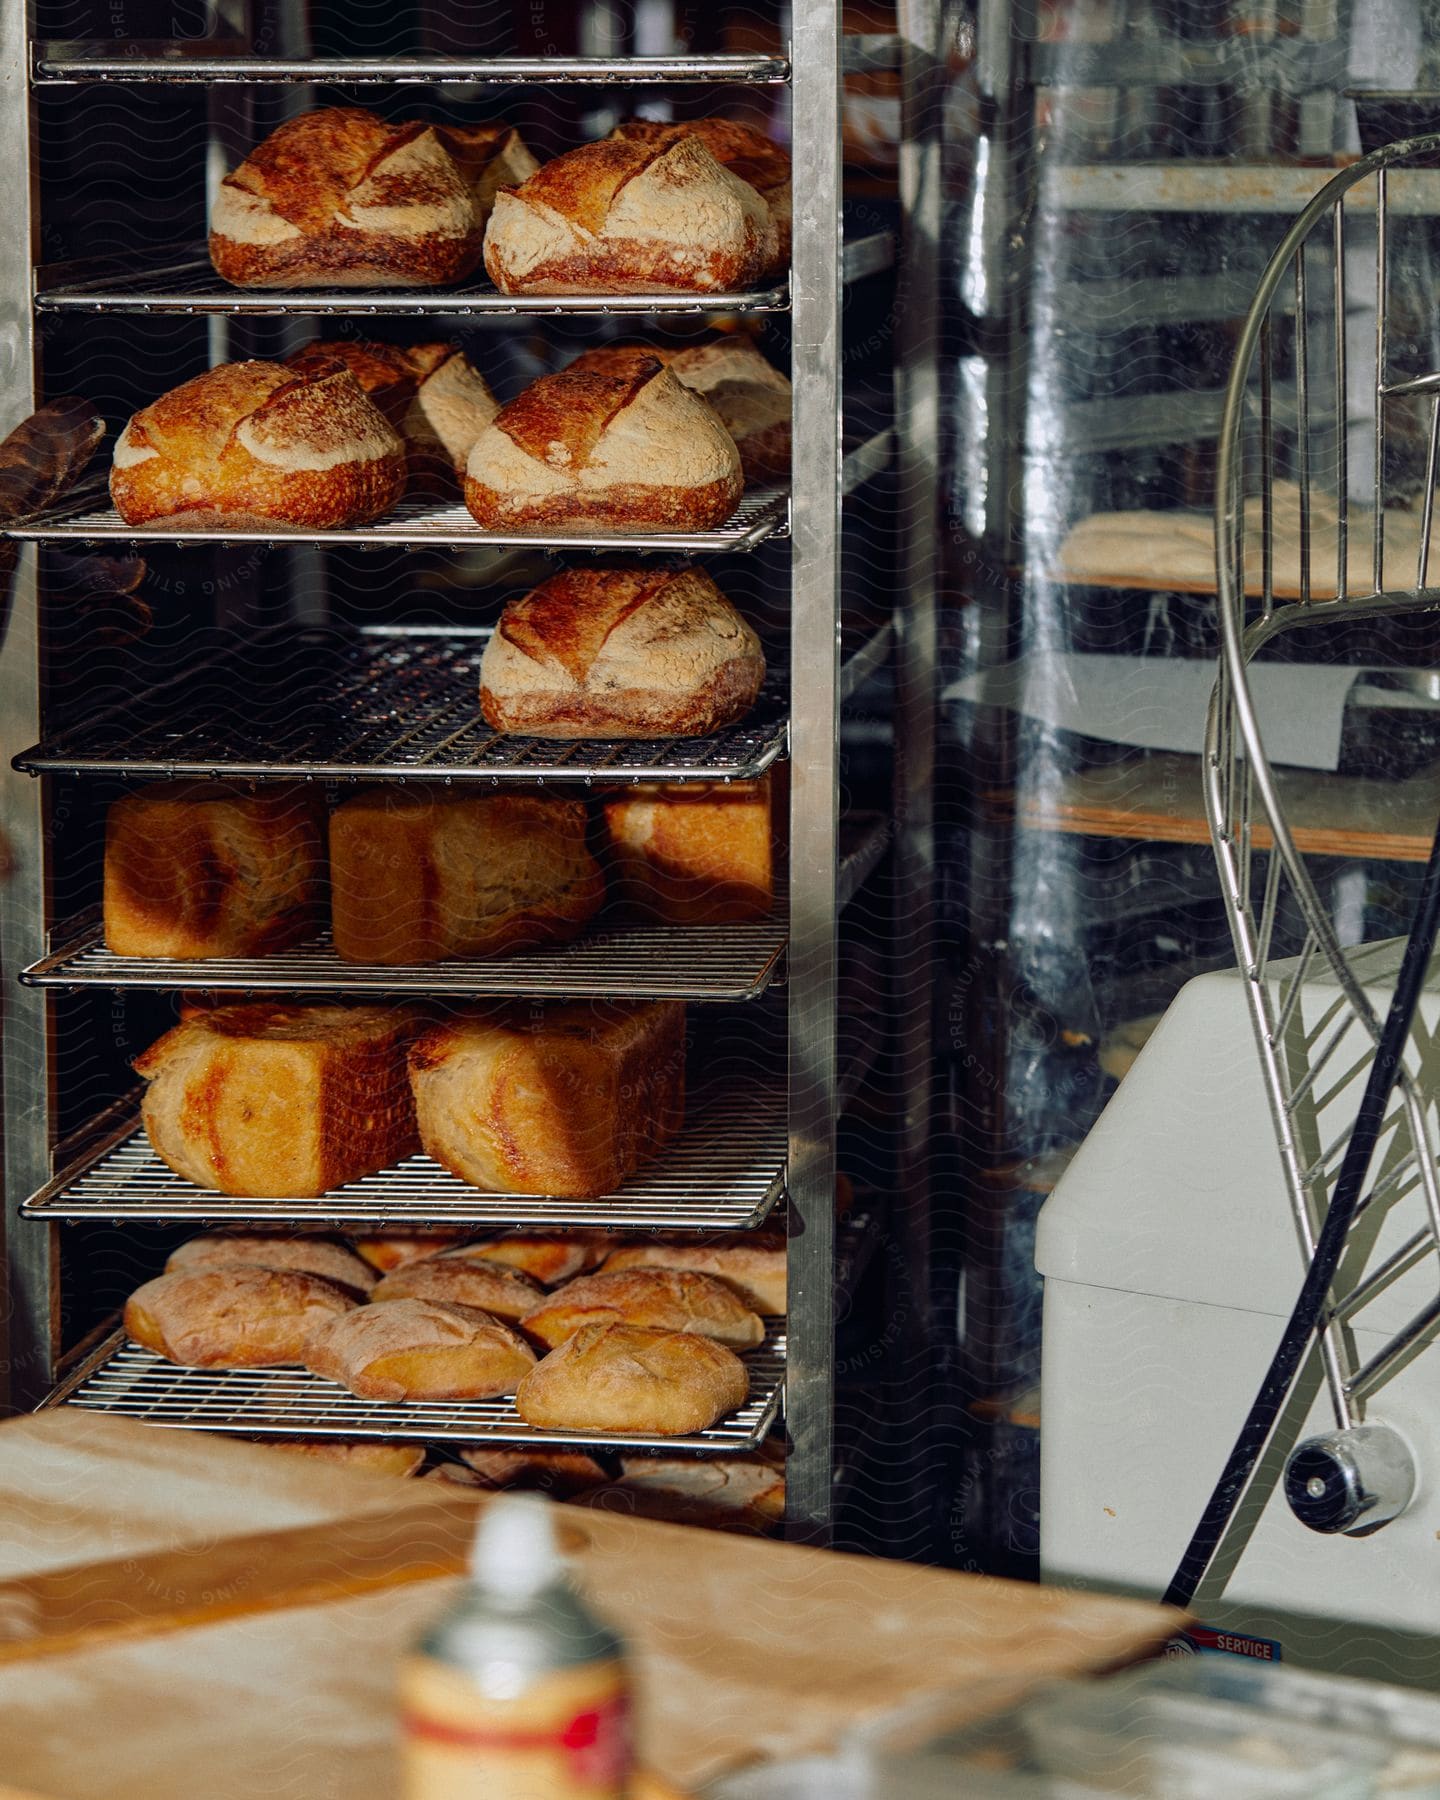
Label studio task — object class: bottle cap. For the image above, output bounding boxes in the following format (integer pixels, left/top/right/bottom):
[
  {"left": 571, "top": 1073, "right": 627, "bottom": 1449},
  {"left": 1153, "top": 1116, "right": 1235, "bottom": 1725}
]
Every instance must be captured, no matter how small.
[{"left": 469, "top": 1493, "right": 563, "bottom": 1601}]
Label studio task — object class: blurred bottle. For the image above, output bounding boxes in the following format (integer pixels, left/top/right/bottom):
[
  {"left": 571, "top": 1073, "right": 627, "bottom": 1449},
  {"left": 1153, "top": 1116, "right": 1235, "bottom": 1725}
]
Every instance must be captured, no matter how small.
[{"left": 399, "top": 1495, "right": 633, "bottom": 1799}]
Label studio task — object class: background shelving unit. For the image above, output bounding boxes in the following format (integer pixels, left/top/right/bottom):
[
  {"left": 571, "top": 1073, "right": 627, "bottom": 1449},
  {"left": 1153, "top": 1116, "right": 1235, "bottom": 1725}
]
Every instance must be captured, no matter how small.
[{"left": 0, "top": 0, "right": 941, "bottom": 1547}]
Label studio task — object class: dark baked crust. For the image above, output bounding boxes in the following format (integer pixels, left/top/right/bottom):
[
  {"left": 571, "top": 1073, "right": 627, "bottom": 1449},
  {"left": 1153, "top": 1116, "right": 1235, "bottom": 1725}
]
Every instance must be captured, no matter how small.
[
  {"left": 465, "top": 472, "right": 742, "bottom": 534},
  {"left": 481, "top": 658, "right": 761, "bottom": 740}
]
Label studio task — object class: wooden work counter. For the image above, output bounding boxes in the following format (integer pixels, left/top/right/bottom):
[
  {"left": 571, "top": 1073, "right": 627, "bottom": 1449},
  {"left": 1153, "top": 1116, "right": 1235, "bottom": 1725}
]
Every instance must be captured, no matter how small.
[{"left": 0, "top": 1411, "right": 1180, "bottom": 1798}]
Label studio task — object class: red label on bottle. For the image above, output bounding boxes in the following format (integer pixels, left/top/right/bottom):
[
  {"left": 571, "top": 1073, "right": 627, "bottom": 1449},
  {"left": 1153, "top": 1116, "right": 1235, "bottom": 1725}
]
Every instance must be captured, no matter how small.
[{"left": 401, "top": 1693, "right": 631, "bottom": 1785}]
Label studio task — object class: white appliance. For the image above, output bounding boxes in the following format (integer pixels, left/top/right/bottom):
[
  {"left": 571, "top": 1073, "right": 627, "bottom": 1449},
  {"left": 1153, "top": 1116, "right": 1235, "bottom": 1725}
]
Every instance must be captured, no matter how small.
[{"left": 1037, "top": 937, "right": 1440, "bottom": 1685}]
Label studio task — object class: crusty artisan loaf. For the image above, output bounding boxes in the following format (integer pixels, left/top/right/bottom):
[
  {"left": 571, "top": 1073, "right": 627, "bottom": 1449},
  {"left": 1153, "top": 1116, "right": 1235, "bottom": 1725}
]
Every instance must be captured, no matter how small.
[
  {"left": 287, "top": 339, "right": 496, "bottom": 492},
  {"left": 211, "top": 107, "right": 538, "bottom": 288},
  {"left": 600, "top": 1232, "right": 785, "bottom": 1316},
  {"left": 103, "top": 781, "right": 326, "bottom": 959},
  {"left": 456, "top": 1445, "right": 611, "bottom": 1494},
  {"left": 350, "top": 1230, "right": 474, "bottom": 1273},
  {"left": 570, "top": 337, "right": 790, "bottom": 484},
  {"left": 521, "top": 1268, "right": 765, "bottom": 1352},
  {"left": 408, "top": 999, "right": 686, "bottom": 1198},
  {"left": 601, "top": 775, "right": 773, "bottom": 923},
  {"left": 328, "top": 788, "right": 604, "bottom": 965},
  {"left": 464, "top": 360, "right": 742, "bottom": 534},
  {"left": 125, "top": 1265, "right": 356, "bottom": 1368},
  {"left": 265, "top": 1439, "right": 426, "bottom": 1477},
  {"left": 135, "top": 1002, "right": 422, "bottom": 1199},
  {"left": 462, "top": 1231, "right": 611, "bottom": 1286},
  {"left": 578, "top": 1454, "right": 784, "bottom": 1533},
  {"left": 515, "top": 1323, "right": 748, "bottom": 1435},
  {"left": 304, "top": 1297, "right": 536, "bottom": 1401},
  {"left": 611, "top": 118, "right": 791, "bottom": 274},
  {"left": 370, "top": 1254, "right": 544, "bottom": 1323},
  {"left": 482, "top": 134, "right": 776, "bottom": 296},
  {"left": 166, "top": 1231, "right": 378, "bottom": 1296},
  {"left": 479, "top": 565, "right": 764, "bottom": 741},
  {"left": 110, "top": 360, "right": 406, "bottom": 530}
]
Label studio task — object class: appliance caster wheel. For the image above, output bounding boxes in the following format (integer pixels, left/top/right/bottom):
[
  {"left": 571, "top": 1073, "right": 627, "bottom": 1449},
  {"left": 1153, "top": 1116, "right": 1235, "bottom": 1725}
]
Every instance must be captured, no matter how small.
[{"left": 1284, "top": 1424, "right": 1416, "bottom": 1536}]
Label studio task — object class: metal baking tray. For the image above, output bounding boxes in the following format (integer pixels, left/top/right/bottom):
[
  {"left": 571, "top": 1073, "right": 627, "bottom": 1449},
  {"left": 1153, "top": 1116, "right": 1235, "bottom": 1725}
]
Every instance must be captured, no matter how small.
[
  {"left": 21, "top": 1083, "right": 788, "bottom": 1231},
  {"left": 6, "top": 484, "right": 790, "bottom": 554},
  {"left": 13, "top": 625, "right": 789, "bottom": 783},
  {"left": 23, "top": 910, "right": 789, "bottom": 1003},
  {"left": 44, "top": 1325, "right": 787, "bottom": 1454}
]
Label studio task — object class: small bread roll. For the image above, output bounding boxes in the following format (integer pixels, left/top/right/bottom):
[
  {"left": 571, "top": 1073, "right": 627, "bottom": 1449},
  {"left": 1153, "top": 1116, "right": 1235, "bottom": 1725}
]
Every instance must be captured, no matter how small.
[
  {"left": 264, "top": 1440, "right": 426, "bottom": 1477},
  {"left": 110, "top": 360, "right": 406, "bottom": 531},
  {"left": 453, "top": 1233, "right": 611, "bottom": 1287},
  {"left": 521, "top": 1268, "right": 764, "bottom": 1353},
  {"left": 125, "top": 1265, "right": 357, "bottom": 1368},
  {"left": 516, "top": 1323, "right": 748, "bottom": 1435},
  {"left": 456, "top": 1445, "right": 611, "bottom": 1495},
  {"left": 350, "top": 1230, "right": 474, "bottom": 1273},
  {"left": 370, "top": 1255, "right": 544, "bottom": 1323},
  {"left": 166, "top": 1232, "right": 378, "bottom": 1296},
  {"left": 304, "top": 1298, "right": 536, "bottom": 1401},
  {"left": 599, "top": 1235, "right": 785, "bottom": 1317}
]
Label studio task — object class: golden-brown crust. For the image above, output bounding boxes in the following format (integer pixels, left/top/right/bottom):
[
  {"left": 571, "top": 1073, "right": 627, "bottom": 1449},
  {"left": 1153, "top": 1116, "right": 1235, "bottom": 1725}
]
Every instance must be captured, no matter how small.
[
  {"left": 514, "top": 1322, "right": 748, "bottom": 1435},
  {"left": 328, "top": 788, "right": 604, "bottom": 965},
  {"left": 462, "top": 1232, "right": 611, "bottom": 1286},
  {"left": 479, "top": 564, "right": 764, "bottom": 741},
  {"left": 610, "top": 118, "right": 791, "bottom": 271},
  {"left": 110, "top": 361, "right": 406, "bottom": 529},
  {"left": 303, "top": 1297, "right": 536, "bottom": 1401},
  {"left": 456, "top": 1446, "right": 611, "bottom": 1494},
  {"left": 520, "top": 1267, "right": 765, "bottom": 1352},
  {"left": 166, "top": 1231, "right": 378, "bottom": 1296},
  {"left": 599, "top": 1233, "right": 786, "bottom": 1316},
  {"left": 466, "top": 473, "right": 741, "bottom": 535},
  {"left": 209, "top": 109, "right": 531, "bottom": 289},
  {"left": 407, "top": 999, "right": 686, "bottom": 1198},
  {"left": 601, "top": 776, "right": 774, "bottom": 923},
  {"left": 264, "top": 1439, "right": 426, "bottom": 1477},
  {"left": 370, "top": 1254, "right": 545, "bottom": 1322},
  {"left": 350, "top": 1230, "right": 475, "bottom": 1273},
  {"left": 103, "top": 781, "right": 327, "bottom": 959},
  {"left": 135, "top": 1002, "right": 422, "bottom": 1199},
  {"left": 124, "top": 1265, "right": 357, "bottom": 1368}
]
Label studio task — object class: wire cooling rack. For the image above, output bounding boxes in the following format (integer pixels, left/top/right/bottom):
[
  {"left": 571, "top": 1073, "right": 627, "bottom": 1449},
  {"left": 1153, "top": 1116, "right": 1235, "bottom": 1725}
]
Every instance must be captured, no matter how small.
[
  {"left": 14, "top": 626, "right": 789, "bottom": 782},
  {"left": 5, "top": 484, "right": 789, "bottom": 553},
  {"left": 22, "top": 1083, "right": 788, "bottom": 1230},
  {"left": 24, "top": 911, "right": 788, "bottom": 1003},
  {"left": 45, "top": 1326, "right": 787, "bottom": 1453}
]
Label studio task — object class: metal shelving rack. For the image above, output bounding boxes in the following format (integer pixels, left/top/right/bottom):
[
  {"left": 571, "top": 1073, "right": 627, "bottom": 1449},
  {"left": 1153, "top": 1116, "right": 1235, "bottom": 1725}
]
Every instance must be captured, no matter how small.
[{"left": 0, "top": 0, "right": 939, "bottom": 1544}]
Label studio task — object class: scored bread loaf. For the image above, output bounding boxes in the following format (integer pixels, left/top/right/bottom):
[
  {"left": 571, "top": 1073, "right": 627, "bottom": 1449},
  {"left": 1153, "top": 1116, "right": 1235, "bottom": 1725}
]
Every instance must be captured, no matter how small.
[
  {"left": 601, "top": 775, "right": 773, "bottom": 923},
  {"left": 135, "top": 1002, "right": 422, "bottom": 1198},
  {"left": 464, "top": 360, "right": 742, "bottom": 534},
  {"left": 456, "top": 1446, "right": 612, "bottom": 1494},
  {"left": 125, "top": 1265, "right": 357, "bottom": 1368},
  {"left": 304, "top": 1297, "right": 536, "bottom": 1401},
  {"left": 103, "top": 780, "right": 327, "bottom": 959},
  {"left": 264, "top": 1440, "right": 427, "bottom": 1477},
  {"left": 370, "top": 1254, "right": 545, "bottom": 1323},
  {"left": 166, "top": 1231, "right": 378, "bottom": 1296},
  {"left": 408, "top": 999, "right": 686, "bottom": 1198},
  {"left": 600, "top": 1233, "right": 785, "bottom": 1316},
  {"left": 110, "top": 360, "right": 406, "bottom": 530},
  {"left": 211, "top": 107, "right": 538, "bottom": 288},
  {"left": 461, "top": 1231, "right": 611, "bottom": 1286},
  {"left": 610, "top": 118, "right": 791, "bottom": 273},
  {"left": 482, "top": 134, "right": 777, "bottom": 296},
  {"left": 515, "top": 1323, "right": 748, "bottom": 1435},
  {"left": 569, "top": 337, "right": 790, "bottom": 484},
  {"left": 520, "top": 1268, "right": 765, "bottom": 1352},
  {"left": 350, "top": 1229, "right": 474, "bottom": 1273},
  {"left": 479, "top": 565, "right": 764, "bottom": 740},
  {"left": 287, "top": 340, "right": 497, "bottom": 492},
  {"left": 328, "top": 788, "right": 604, "bottom": 964}
]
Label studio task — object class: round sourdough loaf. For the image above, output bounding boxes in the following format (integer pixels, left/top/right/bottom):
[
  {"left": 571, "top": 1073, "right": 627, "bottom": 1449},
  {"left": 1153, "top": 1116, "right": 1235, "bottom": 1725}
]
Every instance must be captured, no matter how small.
[
  {"left": 210, "top": 107, "right": 538, "bottom": 288},
  {"left": 610, "top": 118, "right": 791, "bottom": 274},
  {"left": 303, "top": 1297, "right": 536, "bottom": 1401},
  {"left": 124, "top": 1265, "right": 357, "bottom": 1368},
  {"left": 166, "top": 1232, "right": 378, "bottom": 1296},
  {"left": 463, "top": 360, "right": 742, "bottom": 534},
  {"left": 521, "top": 1268, "right": 765, "bottom": 1352},
  {"left": 599, "top": 1235, "right": 786, "bottom": 1317},
  {"left": 515, "top": 1322, "right": 749, "bottom": 1435},
  {"left": 483, "top": 134, "right": 776, "bottom": 296},
  {"left": 369, "top": 1254, "right": 545, "bottom": 1322},
  {"left": 286, "top": 339, "right": 497, "bottom": 492},
  {"left": 479, "top": 564, "right": 764, "bottom": 740},
  {"left": 110, "top": 360, "right": 406, "bottom": 530}
]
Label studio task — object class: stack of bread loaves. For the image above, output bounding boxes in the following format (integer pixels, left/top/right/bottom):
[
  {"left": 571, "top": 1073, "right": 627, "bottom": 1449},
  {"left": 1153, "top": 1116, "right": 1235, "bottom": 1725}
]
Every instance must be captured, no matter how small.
[{"left": 122, "top": 1222, "right": 778, "bottom": 1437}]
